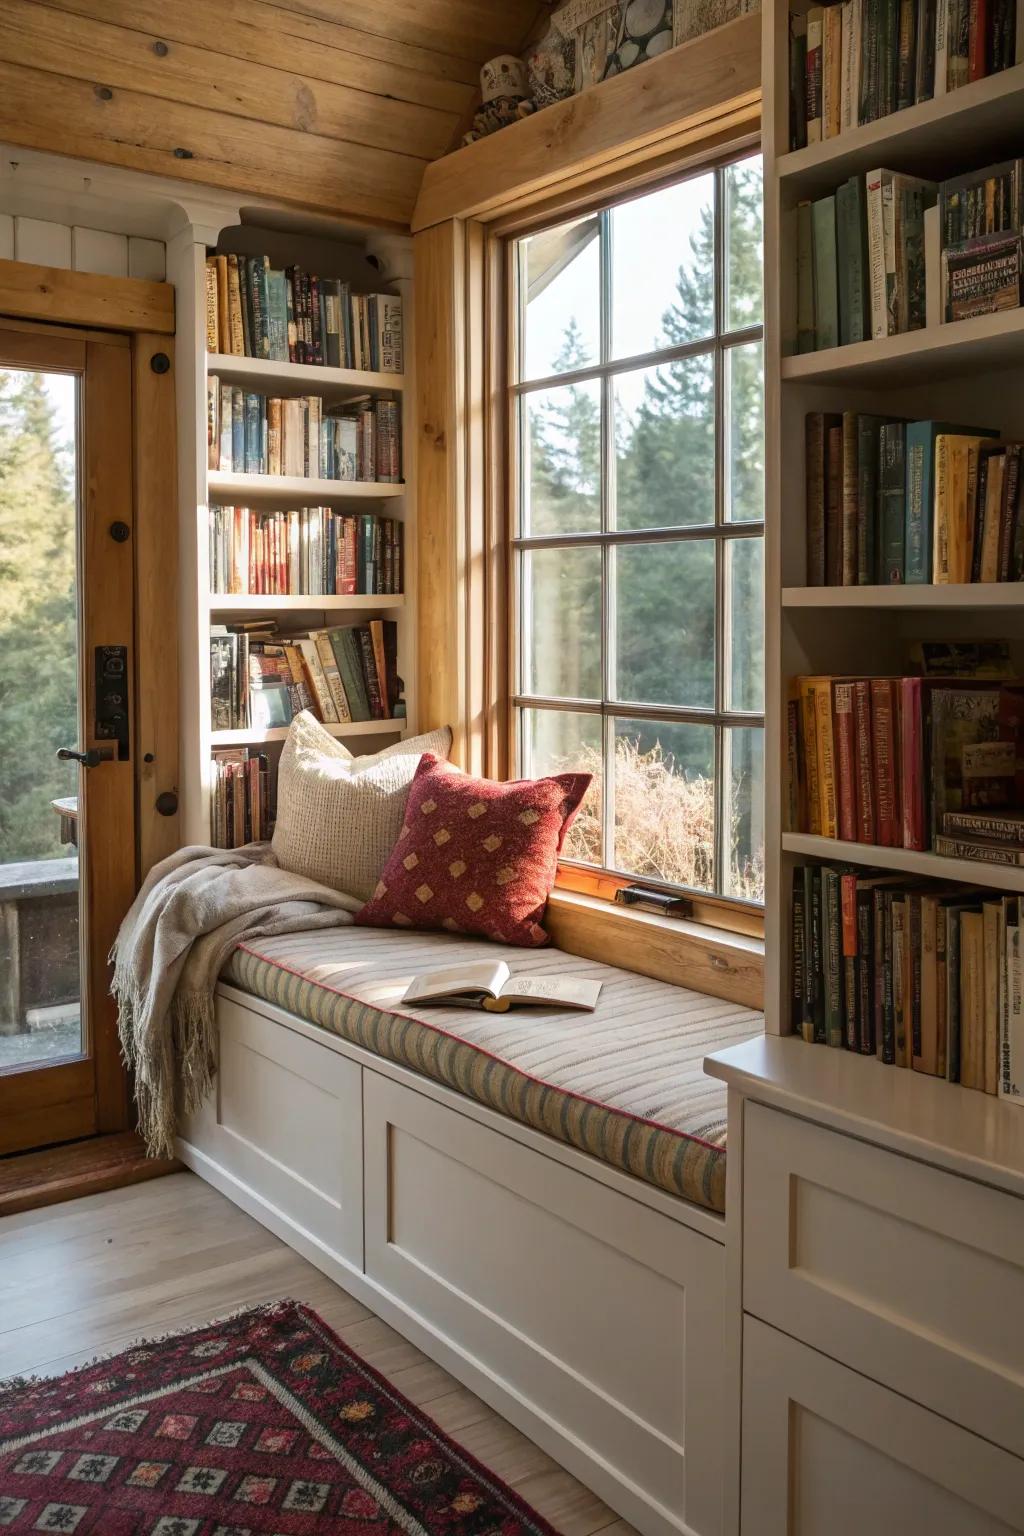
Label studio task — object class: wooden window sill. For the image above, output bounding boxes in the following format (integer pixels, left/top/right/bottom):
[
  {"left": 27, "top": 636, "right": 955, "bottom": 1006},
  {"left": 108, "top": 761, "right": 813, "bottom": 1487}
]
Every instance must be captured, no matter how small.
[{"left": 544, "top": 889, "right": 764, "bottom": 1012}]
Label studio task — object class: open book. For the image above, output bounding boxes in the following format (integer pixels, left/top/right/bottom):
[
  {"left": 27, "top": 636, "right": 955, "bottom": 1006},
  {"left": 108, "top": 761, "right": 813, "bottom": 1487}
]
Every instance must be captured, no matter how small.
[{"left": 402, "top": 960, "right": 602, "bottom": 1013}]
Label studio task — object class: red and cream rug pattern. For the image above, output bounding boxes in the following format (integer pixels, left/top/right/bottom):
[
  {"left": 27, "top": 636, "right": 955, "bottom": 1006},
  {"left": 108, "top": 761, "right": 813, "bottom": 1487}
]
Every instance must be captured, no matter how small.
[{"left": 0, "top": 1300, "right": 559, "bottom": 1536}]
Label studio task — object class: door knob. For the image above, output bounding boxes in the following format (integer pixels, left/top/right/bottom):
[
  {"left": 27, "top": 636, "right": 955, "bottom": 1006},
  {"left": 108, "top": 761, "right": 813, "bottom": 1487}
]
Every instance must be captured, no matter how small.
[{"left": 57, "top": 746, "right": 114, "bottom": 768}]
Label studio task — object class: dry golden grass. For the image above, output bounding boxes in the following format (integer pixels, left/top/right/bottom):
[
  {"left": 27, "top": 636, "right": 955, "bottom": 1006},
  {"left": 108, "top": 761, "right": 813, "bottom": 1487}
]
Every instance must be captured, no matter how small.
[{"left": 560, "top": 739, "right": 763, "bottom": 901}]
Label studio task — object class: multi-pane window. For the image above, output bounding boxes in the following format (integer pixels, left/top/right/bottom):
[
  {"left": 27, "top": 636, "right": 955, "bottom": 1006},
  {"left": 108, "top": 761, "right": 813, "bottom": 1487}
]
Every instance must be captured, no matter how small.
[{"left": 510, "top": 154, "right": 765, "bottom": 905}]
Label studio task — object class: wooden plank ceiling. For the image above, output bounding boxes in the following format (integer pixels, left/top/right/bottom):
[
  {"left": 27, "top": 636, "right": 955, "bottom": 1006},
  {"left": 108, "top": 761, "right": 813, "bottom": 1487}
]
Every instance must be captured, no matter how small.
[{"left": 0, "top": 0, "right": 550, "bottom": 228}]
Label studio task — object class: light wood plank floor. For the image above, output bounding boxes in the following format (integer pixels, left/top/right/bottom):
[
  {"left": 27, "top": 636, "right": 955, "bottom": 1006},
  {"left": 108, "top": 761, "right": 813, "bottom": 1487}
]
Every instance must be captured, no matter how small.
[{"left": 0, "top": 1171, "right": 636, "bottom": 1536}]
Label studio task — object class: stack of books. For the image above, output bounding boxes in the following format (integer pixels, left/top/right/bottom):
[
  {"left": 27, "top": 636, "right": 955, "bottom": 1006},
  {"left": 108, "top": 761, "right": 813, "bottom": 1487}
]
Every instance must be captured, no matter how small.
[
  {"left": 941, "top": 158, "right": 1024, "bottom": 321},
  {"left": 789, "top": 862, "right": 1021, "bottom": 1099},
  {"left": 796, "top": 169, "right": 934, "bottom": 350},
  {"left": 211, "top": 748, "right": 272, "bottom": 849},
  {"left": 790, "top": 0, "right": 1020, "bottom": 150},
  {"left": 804, "top": 411, "right": 1024, "bottom": 583},
  {"left": 210, "top": 619, "right": 401, "bottom": 731},
  {"left": 205, "top": 253, "right": 403, "bottom": 374},
  {"left": 209, "top": 508, "right": 403, "bottom": 598},
  {"left": 789, "top": 664, "right": 1024, "bottom": 860},
  {"left": 207, "top": 381, "right": 400, "bottom": 483}
]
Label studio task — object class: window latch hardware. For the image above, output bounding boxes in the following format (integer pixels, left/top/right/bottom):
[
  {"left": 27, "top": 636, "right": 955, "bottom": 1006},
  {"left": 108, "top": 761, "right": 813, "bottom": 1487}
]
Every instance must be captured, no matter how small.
[{"left": 615, "top": 886, "right": 693, "bottom": 919}]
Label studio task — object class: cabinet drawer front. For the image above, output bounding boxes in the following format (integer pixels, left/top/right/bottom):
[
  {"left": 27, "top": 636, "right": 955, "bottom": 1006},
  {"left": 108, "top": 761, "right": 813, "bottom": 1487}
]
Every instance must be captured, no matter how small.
[
  {"left": 741, "top": 1318, "right": 1024, "bottom": 1536},
  {"left": 743, "top": 1100, "right": 1024, "bottom": 1457}
]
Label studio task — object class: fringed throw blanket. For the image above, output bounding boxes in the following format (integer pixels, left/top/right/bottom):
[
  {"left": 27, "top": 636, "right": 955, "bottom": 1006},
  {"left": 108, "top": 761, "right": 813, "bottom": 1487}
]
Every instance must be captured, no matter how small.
[{"left": 111, "top": 844, "right": 361, "bottom": 1157}]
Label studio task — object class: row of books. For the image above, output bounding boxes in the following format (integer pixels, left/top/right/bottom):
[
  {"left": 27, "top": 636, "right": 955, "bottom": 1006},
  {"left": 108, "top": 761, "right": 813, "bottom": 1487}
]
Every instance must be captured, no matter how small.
[
  {"left": 805, "top": 412, "right": 1024, "bottom": 584},
  {"left": 211, "top": 749, "right": 272, "bottom": 850},
  {"left": 209, "top": 508, "right": 403, "bottom": 598},
  {"left": 207, "top": 382, "right": 400, "bottom": 484},
  {"left": 796, "top": 157, "right": 1024, "bottom": 351},
  {"left": 210, "top": 619, "right": 400, "bottom": 731},
  {"left": 797, "top": 170, "right": 929, "bottom": 350},
  {"left": 789, "top": 672, "right": 1024, "bottom": 858},
  {"left": 205, "top": 253, "right": 403, "bottom": 373},
  {"left": 789, "top": 0, "right": 1020, "bottom": 151},
  {"left": 790, "top": 863, "right": 1022, "bottom": 1101}
]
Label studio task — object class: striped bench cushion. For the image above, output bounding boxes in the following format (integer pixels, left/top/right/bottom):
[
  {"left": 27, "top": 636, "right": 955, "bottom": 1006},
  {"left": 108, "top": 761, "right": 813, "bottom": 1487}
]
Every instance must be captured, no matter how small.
[{"left": 223, "top": 927, "right": 763, "bottom": 1214}]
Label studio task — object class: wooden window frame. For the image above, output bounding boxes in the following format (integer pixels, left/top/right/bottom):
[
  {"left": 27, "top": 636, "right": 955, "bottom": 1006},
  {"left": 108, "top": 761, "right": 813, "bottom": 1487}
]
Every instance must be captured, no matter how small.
[{"left": 412, "top": 19, "right": 764, "bottom": 1002}]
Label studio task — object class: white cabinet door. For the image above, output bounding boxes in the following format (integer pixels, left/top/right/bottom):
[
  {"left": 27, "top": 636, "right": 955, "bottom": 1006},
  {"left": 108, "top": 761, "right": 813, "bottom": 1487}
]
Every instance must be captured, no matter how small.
[
  {"left": 741, "top": 1318, "right": 1024, "bottom": 1536},
  {"left": 742, "top": 1100, "right": 1024, "bottom": 1457}
]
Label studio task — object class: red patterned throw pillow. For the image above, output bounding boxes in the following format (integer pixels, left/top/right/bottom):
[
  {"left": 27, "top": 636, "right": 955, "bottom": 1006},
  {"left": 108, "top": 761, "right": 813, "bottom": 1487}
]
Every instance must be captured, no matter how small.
[{"left": 355, "top": 754, "right": 591, "bottom": 946}]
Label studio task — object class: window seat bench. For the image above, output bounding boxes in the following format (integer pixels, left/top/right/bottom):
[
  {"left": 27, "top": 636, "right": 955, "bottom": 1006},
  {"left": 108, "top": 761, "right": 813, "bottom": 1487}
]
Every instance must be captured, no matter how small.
[
  {"left": 223, "top": 926, "right": 763, "bottom": 1214},
  {"left": 178, "top": 924, "right": 764, "bottom": 1536}
]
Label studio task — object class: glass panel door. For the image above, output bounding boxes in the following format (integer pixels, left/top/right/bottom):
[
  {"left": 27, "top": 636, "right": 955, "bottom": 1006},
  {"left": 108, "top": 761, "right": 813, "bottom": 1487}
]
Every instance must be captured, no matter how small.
[
  {"left": 0, "top": 367, "right": 84, "bottom": 1071},
  {"left": 0, "top": 324, "right": 136, "bottom": 1154}
]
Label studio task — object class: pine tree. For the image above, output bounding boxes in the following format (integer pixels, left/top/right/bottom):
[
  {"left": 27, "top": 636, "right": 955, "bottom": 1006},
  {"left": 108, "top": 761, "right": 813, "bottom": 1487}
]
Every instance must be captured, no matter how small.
[{"left": 0, "top": 370, "right": 79, "bottom": 863}]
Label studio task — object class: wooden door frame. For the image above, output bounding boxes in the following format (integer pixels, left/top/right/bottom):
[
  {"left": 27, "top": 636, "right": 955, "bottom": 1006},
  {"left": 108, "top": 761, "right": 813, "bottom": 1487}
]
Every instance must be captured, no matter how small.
[{"left": 0, "top": 260, "right": 178, "bottom": 1150}]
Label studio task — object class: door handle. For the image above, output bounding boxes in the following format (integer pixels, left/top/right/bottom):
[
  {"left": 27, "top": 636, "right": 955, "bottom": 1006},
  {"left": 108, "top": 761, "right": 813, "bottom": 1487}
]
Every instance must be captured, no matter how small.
[{"left": 57, "top": 746, "right": 115, "bottom": 768}]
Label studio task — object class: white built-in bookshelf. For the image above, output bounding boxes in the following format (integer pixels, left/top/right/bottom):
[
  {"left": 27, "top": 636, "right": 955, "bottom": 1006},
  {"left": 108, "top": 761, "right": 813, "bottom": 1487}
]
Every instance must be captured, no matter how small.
[
  {"left": 169, "top": 218, "right": 414, "bottom": 845},
  {"left": 764, "top": 3, "right": 1024, "bottom": 1075}
]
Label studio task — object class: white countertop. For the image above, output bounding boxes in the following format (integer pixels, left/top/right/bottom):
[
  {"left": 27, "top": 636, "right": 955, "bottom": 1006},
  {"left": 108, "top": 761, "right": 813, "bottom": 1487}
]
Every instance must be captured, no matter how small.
[{"left": 705, "top": 1035, "right": 1024, "bottom": 1202}]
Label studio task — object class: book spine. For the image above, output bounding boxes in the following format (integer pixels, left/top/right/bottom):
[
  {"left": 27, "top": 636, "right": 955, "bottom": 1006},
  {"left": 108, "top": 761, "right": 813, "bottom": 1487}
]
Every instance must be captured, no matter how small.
[
  {"left": 914, "top": 0, "right": 937, "bottom": 98},
  {"left": 853, "top": 679, "right": 876, "bottom": 842},
  {"left": 893, "top": 898, "right": 909, "bottom": 1065},
  {"left": 800, "top": 680, "right": 823, "bottom": 835},
  {"left": 882, "top": 892, "right": 897, "bottom": 1063},
  {"left": 900, "top": 676, "right": 925, "bottom": 849},
  {"left": 999, "top": 443, "right": 1021, "bottom": 578},
  {"left": 841, "top": 410, "right": 859, "bottom": 583},
  {"left": 856, "top": 414, "right": 880, "bottom": 582},
  {"left": 787, "top": 688, "right": 806, "bottom": 832},
  {"left": 841, "top": 873, "right": 860, "bottom": 1050},
  {"left": 833, "top": 682, "right": 859, "bottom": 840},
  {"left": 205, "top": 258, "right": 219, "bottom": 353},
  {"left": 943, "top": 811, "right": 1024, "bottom": 842},
  {"left": 311, "top": 630, "right": 351, "bottom": 722},
  {"left": 917, "top": 896, "right": 940, "bottom": 1073},
  {"left": 227, "top": 257, "right": 245, "bottom": 356},
  {"left": 866, "top": 171, "right": 889, "bottom": 338},
  {"left": 909, "top": 892, "right": 923, "bottom": 1065},
  {"left": 897, "top": 0, "right": 918, "bottom": 105},
  {"left": 933, "top": 836, "right": 1024, "bottom": 864},
  {"left": 812, "top": 195, "right": 839, "bottom": 350},
  {"left": 814, "top": 679, "right": 839, "bottom": 838},
  {"left": 960, "top": 911, "right": 984, "bottom": 1089},
  {"left": 796, "top": 202, "right": 816, "bottom": 354},
  {"left": 934, "top": 0, "right": 951, "bottom": 87},
  {"left": 356, "top": 627, "right": 385, "bottom": 719},
  {"left": 823, "top": 2, "right": 844, "bottom": 135},
  {"left": 936, "top": 902, "right": 949, "bottom": 1077},
  {"left": 826, "top": 422, "right": 844, "bottom": 586},
  {"left": 871, "top": 679, "right": 902, "bottom": 845},
  {"left": 933, "top": 433, "right": 953, "bottom": 581},
  {"left": 823, "top": 868, "right": 846, "bottom": 1047},
  {"left": 806, "top": 413, "right": 827, "bottom": 584},
  {"left": 879, "top": 421, "right": 906, "bottom": 582},
  {"left": 856, "top": 888, "right": 875, "bottom": 1053},
  {"left": 904, "top": 423, "right": 932, "bottom": 583},
  {"left": 801, "top": 865, "right": 817, "bottom": 1041}
]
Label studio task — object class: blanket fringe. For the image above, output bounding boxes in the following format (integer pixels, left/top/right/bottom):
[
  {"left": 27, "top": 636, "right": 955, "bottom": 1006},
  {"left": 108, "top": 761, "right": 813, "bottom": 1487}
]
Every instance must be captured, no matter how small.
[{"left": 112, "top": 967, "right": 218, "bottom": 1160}]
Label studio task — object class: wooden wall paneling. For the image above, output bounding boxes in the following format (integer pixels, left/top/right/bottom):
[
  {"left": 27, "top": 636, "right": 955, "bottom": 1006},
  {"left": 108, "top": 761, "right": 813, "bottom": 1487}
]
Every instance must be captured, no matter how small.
[
  {"left": 0, "top": 63, "right": 422, "bottom": 230},
  {"left": 271, "top": 0, "right": 547, "bottom": 62},
  {"left": 0, "top": 258, "right": 173, "bottom": 334},
  {"left": 39, "top": 0, "right": 482, "bottom": 99},
  {"left": 133, "top": 332, "right": 180, "bottom": 876},
  {"left": 82, "top": 337, "right": 136, "bottom": 1133},
  {"left": 415, "top": 219, "right": 468, "bottom": 762},
  {"left": 0, "top": 2, "right": 458, "bottom": 164},
  {"left": 413, "top": 13, "right": 762, "bottom": 230}
]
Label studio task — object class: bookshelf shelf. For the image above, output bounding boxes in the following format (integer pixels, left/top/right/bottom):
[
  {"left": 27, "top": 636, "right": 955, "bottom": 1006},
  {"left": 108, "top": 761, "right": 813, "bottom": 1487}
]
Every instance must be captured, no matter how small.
[
  {"left": 781, "top": 306, "right": 1024, "bottom": 387},
  {"left": 207, "top": 352, "right": 403, "bottom": 400},
  {"left": 782, "top": 833, "right": 1024, "bottom": 894},
  {"left": 208, "top": 594, "right": 405, "bottom": 614},
  {"left": 207, "top": 472, "right": 405, "bottom": 503},
  {"left": 782, "top": 585, "right": 1024, "bottom": 609},
  {"left": 777, "top": 65, "right": 1024, "bottom": 195},
  {"left": 211, "top": 720, "right": 406, "bottom": 747}
]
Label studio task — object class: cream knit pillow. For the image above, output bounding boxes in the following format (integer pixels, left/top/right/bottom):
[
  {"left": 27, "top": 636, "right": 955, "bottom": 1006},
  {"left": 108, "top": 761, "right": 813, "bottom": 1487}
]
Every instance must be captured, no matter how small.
[{"left": 272, "top": 711, "right": 453, "bottom": 901}]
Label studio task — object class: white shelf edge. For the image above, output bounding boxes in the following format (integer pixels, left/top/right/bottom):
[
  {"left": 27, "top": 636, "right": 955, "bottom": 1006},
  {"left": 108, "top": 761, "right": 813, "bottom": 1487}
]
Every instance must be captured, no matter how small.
[
  {"left": 207, "top": 353, "right": 404, "bottom": 393},
  {"left": 780, "top": 306, "right": 1024, "bottom": 384},
  {"left": 782, "top": 584, "right": 1024, "bottom": 609},
  {"left": 777, "top": 65, "right": 1024, "bottom": 185},
  {"left": 207, "top": 472, "right": 405, "bottom": 502},
  {"left": 211, "top": 720, "right": 406, "bottom": 746},
  {"left": 207, "top": 594, "right": 405, "bottom": 612},
  {"left": 782, "top": 832, "right": 1024, "bottom": 893}
]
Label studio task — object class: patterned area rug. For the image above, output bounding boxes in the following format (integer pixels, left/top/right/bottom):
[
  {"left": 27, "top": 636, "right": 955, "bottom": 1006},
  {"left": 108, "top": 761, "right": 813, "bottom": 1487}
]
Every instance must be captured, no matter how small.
[{"left": 0, "top": 1300, "right": 559, "bottom": 1535}]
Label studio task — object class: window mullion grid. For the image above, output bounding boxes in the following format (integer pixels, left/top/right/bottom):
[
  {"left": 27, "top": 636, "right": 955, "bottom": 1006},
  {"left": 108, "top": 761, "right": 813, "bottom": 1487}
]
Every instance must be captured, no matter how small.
[
  {"left": 712, "top": 164, "right": 727, "bottom": 901},
  {"left": 599, "top": 207, "right": 616, "bottom": 872}
]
